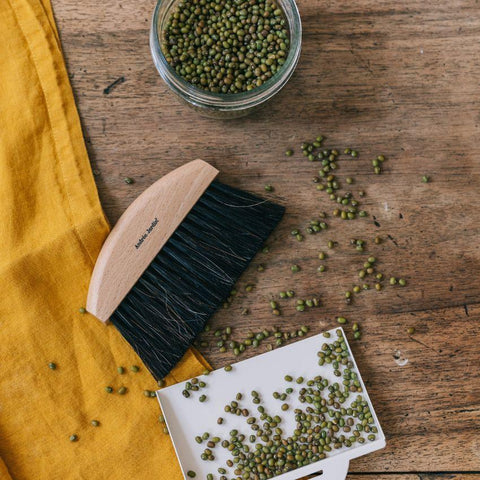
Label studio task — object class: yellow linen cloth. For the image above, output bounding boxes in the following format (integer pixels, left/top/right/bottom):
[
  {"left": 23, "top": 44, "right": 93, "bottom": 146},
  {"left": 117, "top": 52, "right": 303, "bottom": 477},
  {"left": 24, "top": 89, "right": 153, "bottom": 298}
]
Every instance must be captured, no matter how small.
[{"left": 0, "top": 1, "right": 208, "bottom": 478}]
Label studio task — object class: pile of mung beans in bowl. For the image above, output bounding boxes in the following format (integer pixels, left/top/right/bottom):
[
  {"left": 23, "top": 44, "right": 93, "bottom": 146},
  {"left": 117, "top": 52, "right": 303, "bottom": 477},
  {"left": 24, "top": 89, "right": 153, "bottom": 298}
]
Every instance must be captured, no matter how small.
[{"left": 150, "top": 0, "right": 302, "bottom": 118}]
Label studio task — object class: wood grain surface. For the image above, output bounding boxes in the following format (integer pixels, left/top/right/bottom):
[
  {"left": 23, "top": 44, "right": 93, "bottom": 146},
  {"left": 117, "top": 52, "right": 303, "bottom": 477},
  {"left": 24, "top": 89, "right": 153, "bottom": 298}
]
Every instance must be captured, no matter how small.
[{"left": 51, "top": 0, "right": 480, "bottom": 476}]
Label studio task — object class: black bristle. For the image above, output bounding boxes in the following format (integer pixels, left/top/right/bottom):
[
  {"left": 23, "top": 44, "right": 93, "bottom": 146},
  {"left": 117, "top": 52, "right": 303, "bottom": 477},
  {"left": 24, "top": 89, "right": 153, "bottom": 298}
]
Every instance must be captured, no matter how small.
[{"left": 110, "top": 181, "right": 285, "bottom": 380}]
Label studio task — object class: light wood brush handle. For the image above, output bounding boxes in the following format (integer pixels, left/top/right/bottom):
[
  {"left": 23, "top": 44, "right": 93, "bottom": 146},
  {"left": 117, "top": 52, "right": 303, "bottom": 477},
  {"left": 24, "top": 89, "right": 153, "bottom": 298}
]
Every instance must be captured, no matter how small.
[{"left": 86, "top": 159, "right": 219, "bottom": 322}]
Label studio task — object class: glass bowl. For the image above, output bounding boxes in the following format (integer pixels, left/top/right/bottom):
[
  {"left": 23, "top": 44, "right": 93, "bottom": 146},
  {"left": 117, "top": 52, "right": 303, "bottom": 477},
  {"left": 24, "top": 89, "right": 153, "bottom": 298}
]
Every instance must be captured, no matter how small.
[{"left": 150, "top": 0, "right": 302, "bottom": 119}]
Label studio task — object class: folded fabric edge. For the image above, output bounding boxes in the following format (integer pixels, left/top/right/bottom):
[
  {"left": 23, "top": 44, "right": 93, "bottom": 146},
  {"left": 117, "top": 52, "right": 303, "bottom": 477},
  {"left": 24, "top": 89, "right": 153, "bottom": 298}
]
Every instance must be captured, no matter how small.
[
  {"left": 0, "top": 457, "right": 12, "bottom": 480},
  {"left": 8, "top": 0, "right": 110, "bottom": 266}
]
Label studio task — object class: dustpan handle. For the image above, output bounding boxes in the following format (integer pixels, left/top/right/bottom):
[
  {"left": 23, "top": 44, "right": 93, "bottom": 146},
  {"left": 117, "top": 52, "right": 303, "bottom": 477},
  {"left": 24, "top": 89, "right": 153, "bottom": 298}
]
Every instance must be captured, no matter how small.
[
  {"left": 86, "top": 159, "right": 218, "bottom": 322},
  {"left": 310, "top": 459, "right": 349, "bottom": 480}
]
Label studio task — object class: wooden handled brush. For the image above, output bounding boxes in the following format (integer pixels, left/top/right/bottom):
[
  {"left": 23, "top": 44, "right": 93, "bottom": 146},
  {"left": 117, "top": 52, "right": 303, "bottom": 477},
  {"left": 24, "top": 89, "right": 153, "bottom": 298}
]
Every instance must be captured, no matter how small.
[{"left": 87, "top": 159, "right": 285, "bottom": 380}]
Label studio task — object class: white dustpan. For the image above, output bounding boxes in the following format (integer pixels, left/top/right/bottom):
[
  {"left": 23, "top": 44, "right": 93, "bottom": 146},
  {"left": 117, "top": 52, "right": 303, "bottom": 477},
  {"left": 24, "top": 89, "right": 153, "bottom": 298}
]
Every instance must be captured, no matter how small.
[{"left": 157, "top": 328, "right": 385, "bottom": 480}]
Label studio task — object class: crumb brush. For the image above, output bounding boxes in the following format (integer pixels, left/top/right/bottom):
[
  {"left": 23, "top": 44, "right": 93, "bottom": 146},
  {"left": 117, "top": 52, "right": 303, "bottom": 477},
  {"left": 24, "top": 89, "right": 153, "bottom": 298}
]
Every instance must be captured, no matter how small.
[{"left": 86, "top": 160, "right": 284, "bottom": 380}]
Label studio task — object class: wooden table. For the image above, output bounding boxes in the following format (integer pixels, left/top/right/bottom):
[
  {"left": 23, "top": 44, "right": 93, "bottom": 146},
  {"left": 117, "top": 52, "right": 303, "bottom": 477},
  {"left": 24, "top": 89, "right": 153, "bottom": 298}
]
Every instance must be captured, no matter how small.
[{"left": 53, "top": 0, "right": 480, "bottom": 478}]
